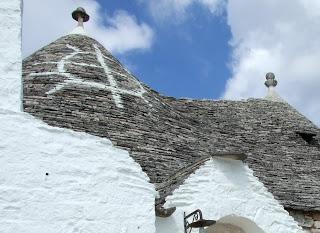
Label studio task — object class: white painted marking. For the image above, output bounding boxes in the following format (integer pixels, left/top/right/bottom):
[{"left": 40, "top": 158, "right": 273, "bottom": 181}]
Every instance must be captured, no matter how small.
[
  {"left": 28, "top": 44, "right": 151, "bottom": 108},
  {"left": 33, "top": 62, "right": 103, "bottom": 69},
  {"left": 94, "top": 44, "right": 123, "bottom": 108}
]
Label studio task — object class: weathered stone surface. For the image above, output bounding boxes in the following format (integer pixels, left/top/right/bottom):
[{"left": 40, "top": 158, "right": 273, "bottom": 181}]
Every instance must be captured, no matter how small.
[
  {"left": 314, "top": 221, "right": 320, "bottom": 228},
  {"left": 289, "top": 210, "right": 320, "bottom": 233},
  {"left": 23, "top": 34, "right": 320, "bottom": 212},
  {"left": 290, "top": 211, "right": 315, "bottom": 227},
  {"left": 313, "top": 213, "right": 320, "bottom": 221}
]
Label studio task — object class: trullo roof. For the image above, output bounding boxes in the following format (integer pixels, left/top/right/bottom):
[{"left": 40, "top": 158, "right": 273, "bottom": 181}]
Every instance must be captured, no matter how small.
[{"left": 23, "top": 33, "right": 320, "bottom": 212}]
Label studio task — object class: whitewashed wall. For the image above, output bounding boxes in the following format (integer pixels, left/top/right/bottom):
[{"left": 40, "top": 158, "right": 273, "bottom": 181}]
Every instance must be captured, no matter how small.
[
  {"left": 156, "top": 158, "right": 303, "bottom": 233},
  {"left": 0, "top": 110, "right": 156, "bottom": 233},
  {"left": 0, "top": 0, "right": 22, "bottom": 111}
]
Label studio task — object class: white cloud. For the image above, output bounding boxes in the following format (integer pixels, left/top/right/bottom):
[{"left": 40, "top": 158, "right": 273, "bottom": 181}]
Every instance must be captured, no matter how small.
[
  {"left": 22, "top": 0, "right": 154, "bottom": 57},
  {"left": 142, "top": 0, "right": 320, "bottom": 125},
  {"left": 141, "top": 0, "right": 224, "bottom": 22},
  {"left": 97, "top": 11, "right": 154, "bottom": 54},
  {"left": 223, "top": 0, "right": 320, "bottom": 125},
  {"left": 199, "top": 0, "right": 225, "bottom": 13}
]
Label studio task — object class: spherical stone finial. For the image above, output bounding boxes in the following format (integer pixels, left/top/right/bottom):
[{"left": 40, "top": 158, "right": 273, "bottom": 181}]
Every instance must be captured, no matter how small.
[
  {"left": 265, "top": 72, "right": 278, "bottom": 88},
  {"left": 72, "top": 7, "right": 90, "bottom": 22}
]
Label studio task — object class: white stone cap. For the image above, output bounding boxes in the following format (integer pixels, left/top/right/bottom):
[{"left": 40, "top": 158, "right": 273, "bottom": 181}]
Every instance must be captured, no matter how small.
[
  {"left": 264, "top": 72, "right": 285, "bottom": 102},
  {"left": 69, "top": 25, "right": 86, "bottom": 35}
]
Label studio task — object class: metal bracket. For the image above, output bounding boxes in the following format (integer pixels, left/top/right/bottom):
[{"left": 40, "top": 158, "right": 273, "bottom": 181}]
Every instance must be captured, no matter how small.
[
  {"left": 184, "top": 209, "right": 216, "bottom": 233},
  {"left": 184, "top": 209, "right": 203, "bottom": 233}
]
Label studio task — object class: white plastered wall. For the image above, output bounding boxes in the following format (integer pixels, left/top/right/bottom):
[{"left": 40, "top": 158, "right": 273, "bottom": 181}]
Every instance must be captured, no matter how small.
[
  {"left": 156, "top": 158, "right": 303, "bottom": 233},
  {"left": 0, "top": 110, "right": 156, "bottom": 233},
  {"left": 0, "top": 0, "right": 22, "bottom": 111}
]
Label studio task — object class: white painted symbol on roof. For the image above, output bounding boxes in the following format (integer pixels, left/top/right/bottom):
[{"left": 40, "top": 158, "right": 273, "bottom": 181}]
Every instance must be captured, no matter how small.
[{"left": 28, "top": 44, "right": 150, "bottom": 108}]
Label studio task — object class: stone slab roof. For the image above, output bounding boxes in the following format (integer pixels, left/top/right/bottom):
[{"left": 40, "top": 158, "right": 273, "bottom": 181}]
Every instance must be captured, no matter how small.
[{"left": 23, "top": 34, "right": 320, "bottom": 212}]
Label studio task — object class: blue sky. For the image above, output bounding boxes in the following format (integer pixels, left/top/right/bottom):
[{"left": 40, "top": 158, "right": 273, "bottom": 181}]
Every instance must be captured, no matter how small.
[
  {"left": 110, "top": 1, "right": 232, "bottom": 99},
  {"left": 23, "top": 0, "right": 320, "bottom": 125},
  {"left": 26, "top": 0, "right": 232, "bottom": 100}
]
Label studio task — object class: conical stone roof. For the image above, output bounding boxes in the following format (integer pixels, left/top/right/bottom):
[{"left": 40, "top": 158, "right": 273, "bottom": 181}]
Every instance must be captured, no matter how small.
[{"left": 23, "top": 34, "right": 320, "bottom": 212}]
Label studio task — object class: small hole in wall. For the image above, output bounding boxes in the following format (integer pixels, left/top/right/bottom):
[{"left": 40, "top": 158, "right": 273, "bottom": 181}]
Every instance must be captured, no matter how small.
[
  {"left": 45, "top": 173, "right": 49, "bottom": 176},
  {"left": 297, "top": 132, "right": 316, "bottom": 144}
]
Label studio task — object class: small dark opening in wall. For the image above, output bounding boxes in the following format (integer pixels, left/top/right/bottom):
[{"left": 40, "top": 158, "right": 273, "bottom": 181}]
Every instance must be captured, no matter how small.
[{"left": 296, "top": 132, "right": 316, "bottom": 144}]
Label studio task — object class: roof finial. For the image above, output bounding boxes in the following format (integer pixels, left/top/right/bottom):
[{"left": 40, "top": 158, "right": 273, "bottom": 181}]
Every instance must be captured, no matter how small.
[
  {"left": 264, "top": 72, "right": 284, "bottom": 102},
  {"left": 264, "top": 72, "right": 277, "bottom": 88},
  {"left": 70, "top": 7, "right": 90, "bottom": 35},
  {"left": 72, "top": 7, "right": 90, "bottom": 27}
]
